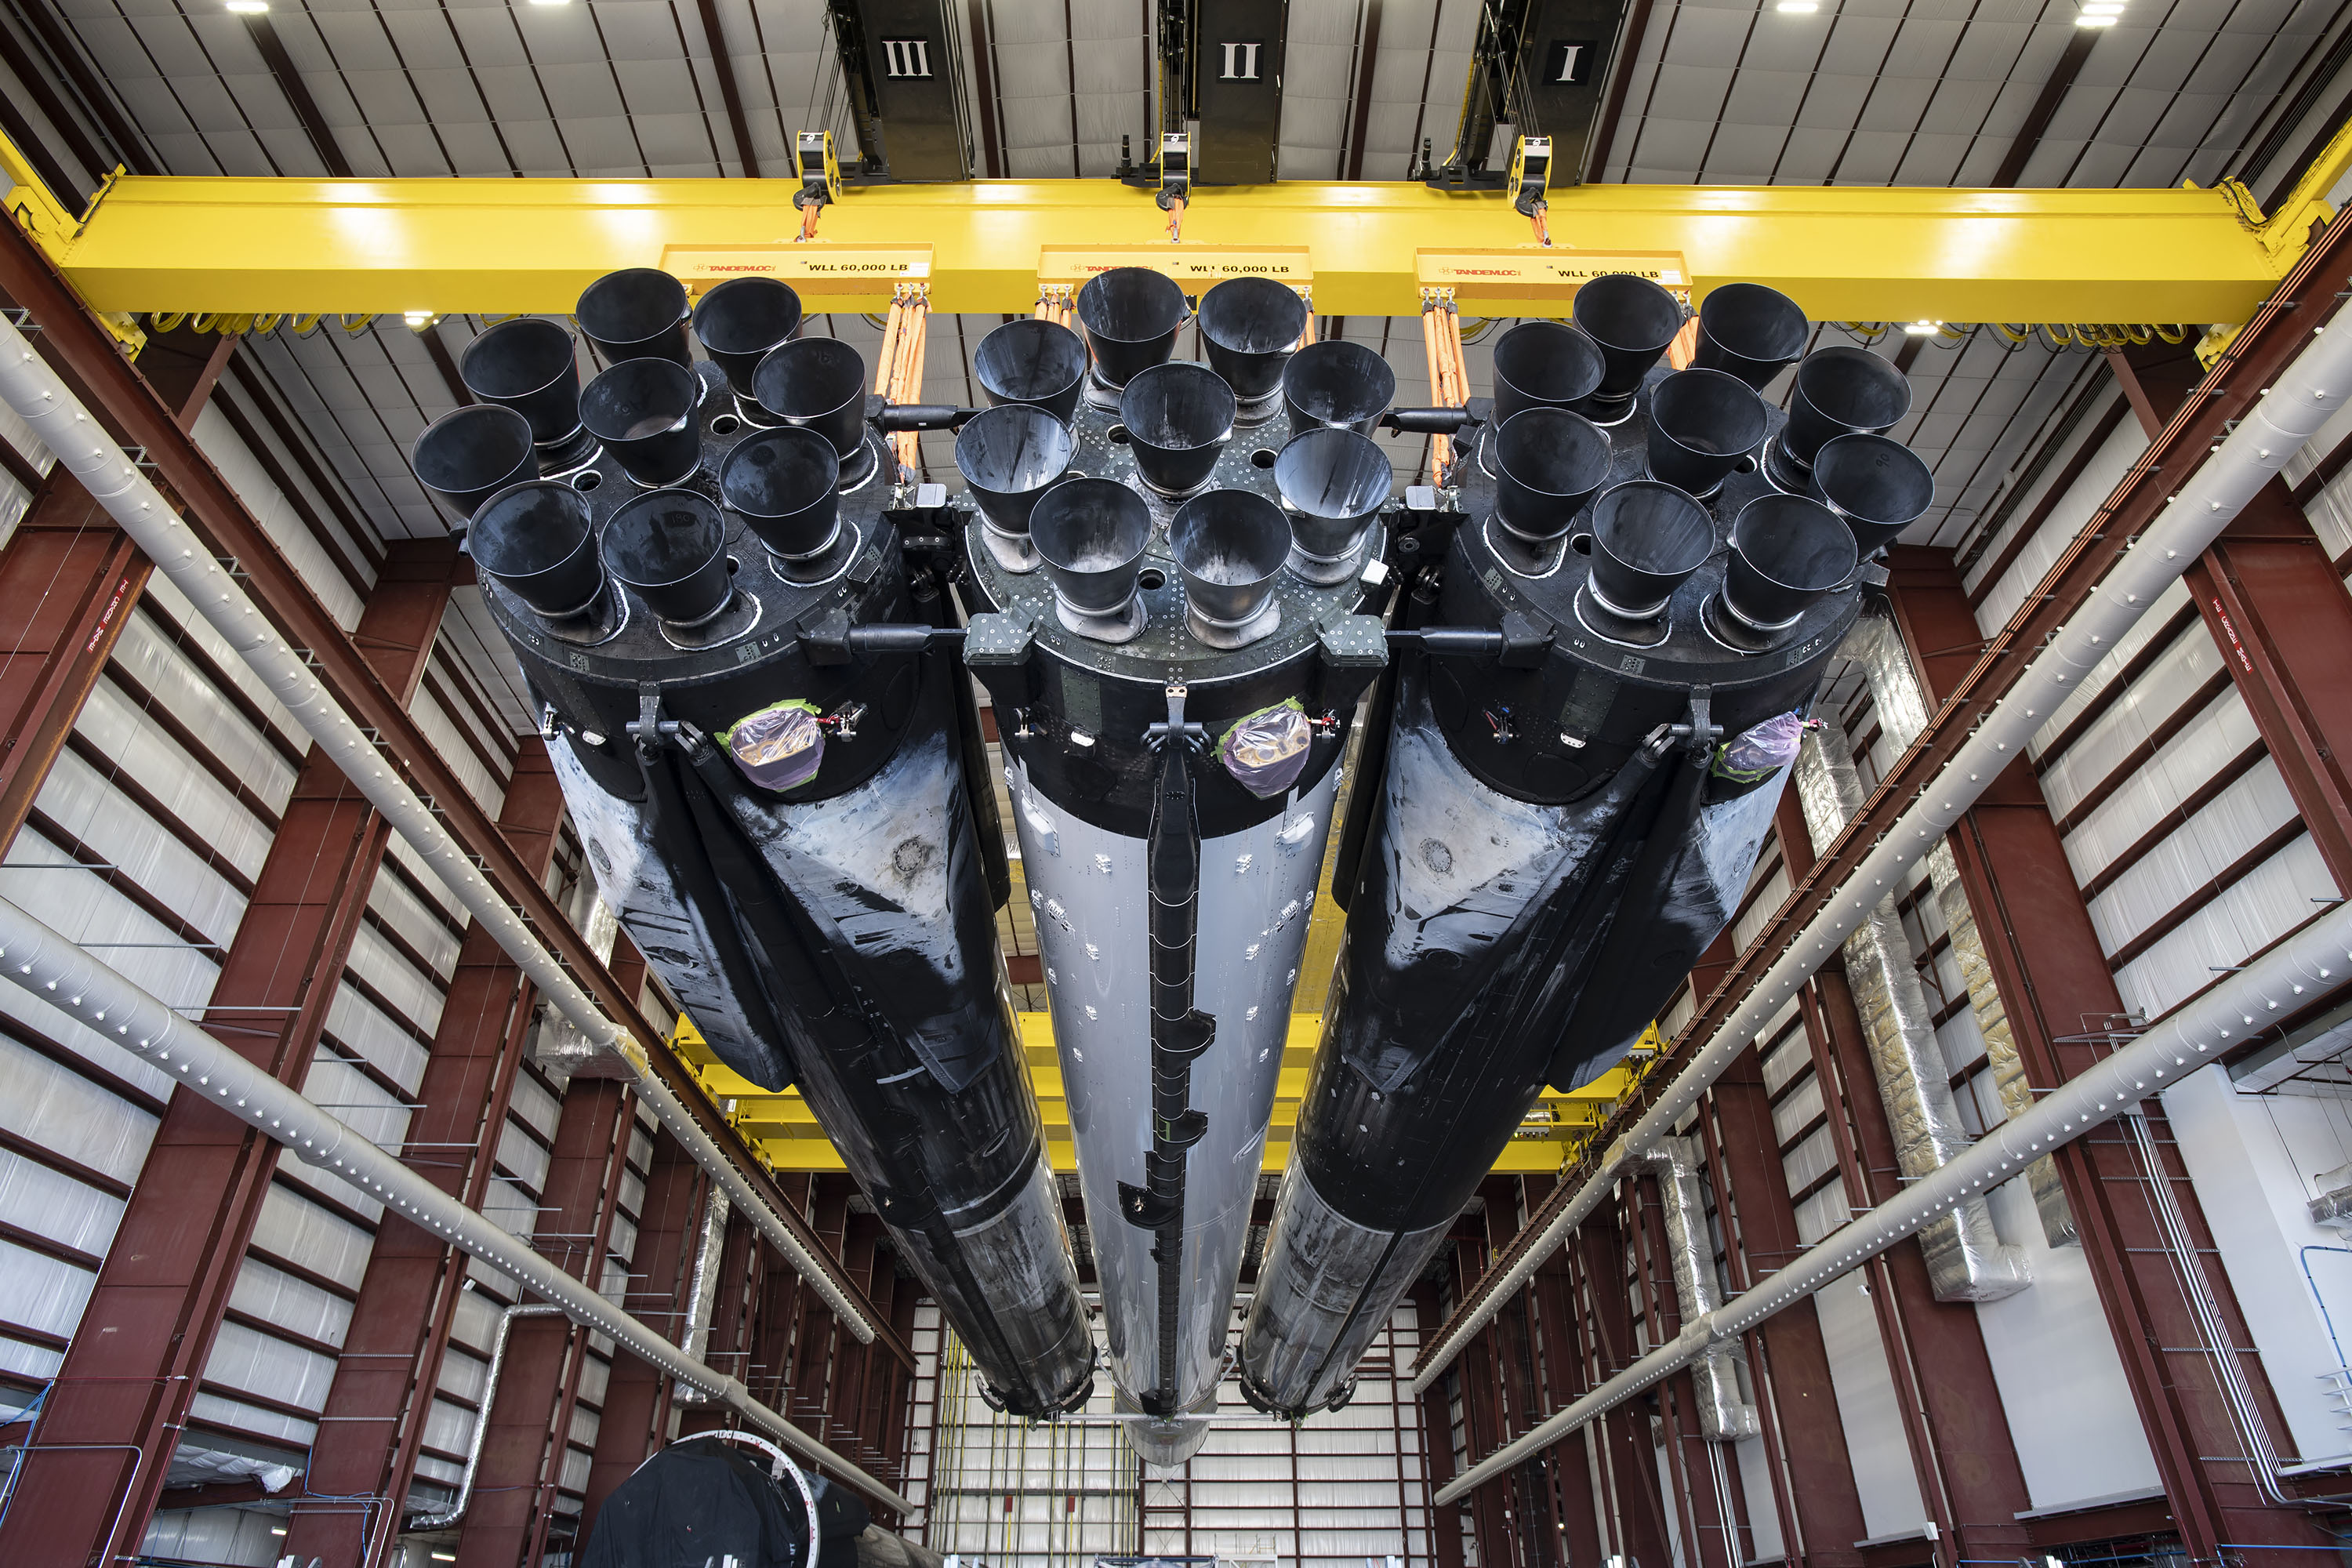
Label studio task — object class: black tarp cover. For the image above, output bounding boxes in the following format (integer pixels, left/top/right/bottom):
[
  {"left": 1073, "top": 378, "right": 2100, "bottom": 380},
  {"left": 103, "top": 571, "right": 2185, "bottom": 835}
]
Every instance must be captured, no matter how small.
[{"left": 581, "top": 1437, "right": 815, "bottom": 1568}]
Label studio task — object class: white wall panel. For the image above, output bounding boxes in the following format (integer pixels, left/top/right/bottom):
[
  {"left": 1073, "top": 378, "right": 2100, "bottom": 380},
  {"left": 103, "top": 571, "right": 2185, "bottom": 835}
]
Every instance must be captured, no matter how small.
[
  {"left": 0, "top": 1145, "right": 123, "bottom": 1260},
  {"left": 0, "top": 1036, "right": 158, "bottom": 1186},
  {"left": 2086, "top": 757, "right": 2302, "bottom": 956},
  {"left": 30, "top": 750, "right": 248, "bottom": 945},
  {"left": 1813, "top": 1272, "right": 1927, "bottom": 1538},
  {"left": 1973, "top": 414, "right": 2151, "bottom": 633},
  {"left": 0, "top": 1238, "right": 96, "bottom": 1340},
  {"left": 2038, "top": 637, "right": 2229, "bottom": 826},
  {"left": 188, "top": 401, "right": 368, "bottom": 631},
  {"left": 250, "top": 1183, "right": 375, "bottom": 1291},
  {"left": 2115, "top": 833, "right": 2336, "bottom": 1020},
  {"left": 1972, "top": 1178, "right": 2161, "bottom": 1508}
]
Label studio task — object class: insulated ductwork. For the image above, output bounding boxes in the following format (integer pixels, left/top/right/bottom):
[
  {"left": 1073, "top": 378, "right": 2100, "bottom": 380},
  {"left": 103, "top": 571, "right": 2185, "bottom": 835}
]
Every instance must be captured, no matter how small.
[
  {"left": 671, "top": 1184, "right": 734, "bottom": 1406},
  {"left": 1642, "top": 1140, "right": 1757, "bottom": 1442},
  {"left": 1240, "top": 285, "right": 1875, "bottom": 1420},
  {"left": 439, "top": 269, "right": 1094, "bottom": 1418},
  {"left": 1793, "top": 713, "right": 2031, "bottom": 1302},
  {"left": 1847, "top": 612, "right": 2076, "bottom": 1249},
  {"left": 958, "top": 272, "right": 1388, "bottom": 1465}
]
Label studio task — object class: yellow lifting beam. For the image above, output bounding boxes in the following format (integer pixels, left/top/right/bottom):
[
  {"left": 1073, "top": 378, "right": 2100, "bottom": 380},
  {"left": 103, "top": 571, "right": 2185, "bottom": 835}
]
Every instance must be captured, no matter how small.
[
  {"left": 7, "top": 138, "right": 2347, "bottom": 326},
  {"left": 668, "top": 1013, "right": 1635, "bottom": 1176}
]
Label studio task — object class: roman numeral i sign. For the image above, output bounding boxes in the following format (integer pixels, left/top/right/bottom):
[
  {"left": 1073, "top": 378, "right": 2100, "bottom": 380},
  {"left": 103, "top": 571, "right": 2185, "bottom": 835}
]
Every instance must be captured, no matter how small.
[
  {"left": 1544, "top": 38, "right": 1598, "bottom": 85},
  {"left": 1218, "top": 41, "right": 1262, "bottom": 79},
  {"left": 882, "top": 37, "right": 933, "bottom": 78}
]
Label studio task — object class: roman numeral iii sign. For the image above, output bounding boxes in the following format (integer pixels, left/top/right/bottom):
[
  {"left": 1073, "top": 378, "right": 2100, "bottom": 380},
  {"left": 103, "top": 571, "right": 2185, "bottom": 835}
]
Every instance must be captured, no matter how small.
[
  {"left": 881, "top": 37, "right": 933, "bottom": 78},
  {"left": 1545, "top": 38, "right": 1598, "bottom": 84},
  {"left": 1218, "top": 41, "right": 1262, "bottom": 80}
]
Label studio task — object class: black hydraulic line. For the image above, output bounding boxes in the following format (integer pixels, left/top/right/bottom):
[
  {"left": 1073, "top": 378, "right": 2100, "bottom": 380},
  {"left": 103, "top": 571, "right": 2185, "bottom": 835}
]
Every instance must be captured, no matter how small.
[
  {"left": 1331, "top": 568, "right": 1435, "bottom": 914},
  {"left": 911, "top": 574, "right": 1012, "bottom": 911},
  {"left": 1121, "top": 683, "right": 1215, "bottom": 1417}
]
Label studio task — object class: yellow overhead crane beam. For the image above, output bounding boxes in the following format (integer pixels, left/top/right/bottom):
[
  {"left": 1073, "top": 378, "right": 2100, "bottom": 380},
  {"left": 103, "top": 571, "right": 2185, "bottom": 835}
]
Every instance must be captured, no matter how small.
[
  {"left": 4, "top": 122, "right": 2349, "bottom": 325},
  {"left": 669, "top": 1013, "right": 1648, "bottom": 1176}
]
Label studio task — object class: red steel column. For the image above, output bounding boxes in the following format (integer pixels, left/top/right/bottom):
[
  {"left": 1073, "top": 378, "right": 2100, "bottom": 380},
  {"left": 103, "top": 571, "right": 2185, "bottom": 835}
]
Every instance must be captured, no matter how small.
[
  {"left": 0, "top": 327, "right": 232, "bottom": 851},
  {"left": 284, "top": 739, "right": 563, "bottom": 1566},
  {"left": 579, "top": 1128, "right": 709, "bottom": 1529},
  {"left": 1574, "top": 1220, "right": 1677, "bottom": 1568},
  {"left": 0, "top": 539, "right": 455, "bottom": 1568},
  {"left": 1704, "top": 1044, "right": 1868, "bottom": 1568},
  {"left": 452, "top": 1078, "right": 633, "bottom": 1567},
  {"left": 1413, "top": 1280, "right": 1470, "bottom": 1568},
  {"left": 1885, "top": 549, "right": 2322, "bottom": 1559}
]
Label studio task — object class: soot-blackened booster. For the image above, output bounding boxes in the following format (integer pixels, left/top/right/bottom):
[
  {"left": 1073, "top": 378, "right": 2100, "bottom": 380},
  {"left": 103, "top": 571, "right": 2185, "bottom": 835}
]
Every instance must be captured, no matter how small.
[
  {"left": 1239, "top": 299, "right": 1891, "bottom": 1418},
  {"left": 428, "top": 274, "right": 1094, "bottom": 1417}
]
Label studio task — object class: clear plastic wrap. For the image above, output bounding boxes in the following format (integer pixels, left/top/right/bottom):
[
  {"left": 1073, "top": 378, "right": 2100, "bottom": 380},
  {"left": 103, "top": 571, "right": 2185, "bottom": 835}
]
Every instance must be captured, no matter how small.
[
  {"left": 725, "top": 699, "right": 826, "bottom": 792},
  {"left": 1219, "top": 699, "right": 1313, "bottom": 798},
  {"left": 1711, "top": 710, "right": 1807, "bottom": 784}
]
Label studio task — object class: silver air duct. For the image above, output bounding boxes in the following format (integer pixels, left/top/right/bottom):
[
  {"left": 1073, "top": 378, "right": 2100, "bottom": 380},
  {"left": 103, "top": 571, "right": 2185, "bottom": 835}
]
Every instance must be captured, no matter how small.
[
  {"left": 1642, "top": 1140, "right": 1758, "bottom": 1442},
  {"left": 1793, "top": 716, "right": 2031, "bottom": 1301},
  {"left": 1847, "top": 612, "right": 2077, "bottom": 1248},
  {"left": 960, "top": 272, "right": 1391, "bottom": 1465}
]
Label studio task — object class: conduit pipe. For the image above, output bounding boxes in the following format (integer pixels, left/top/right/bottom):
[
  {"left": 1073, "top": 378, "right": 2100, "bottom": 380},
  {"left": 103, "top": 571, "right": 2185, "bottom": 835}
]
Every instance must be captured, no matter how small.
[
  {"left": 0, "top": 315, "right": 877, "bottom": 1347},
  {"left": 1410, "top": 291, "right": 2352, "bottom": 1393},
  {"left": 0, "top": 893, "right": 915, "bottom": 1515},
  {"left": 1436, "top": 887, "right": 2352, "bottom": 1504}
]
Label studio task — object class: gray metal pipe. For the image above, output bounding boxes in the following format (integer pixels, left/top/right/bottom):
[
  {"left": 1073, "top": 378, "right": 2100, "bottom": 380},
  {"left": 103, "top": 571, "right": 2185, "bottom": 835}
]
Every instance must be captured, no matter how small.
[
  {"left": 1436, "top": 887, "right": 2352, "bottom": 1503},
  {"left": 407, "top": 1303, "right": 564, "bottom": 1528},
  {"left": 1408, "top": 303, "right": 2352, "bottom": 1392},
  {"left": 1640, "top": 1140, "right": 1757, "bottom": 1441},
  {"left": 0, "top": 892, "right": 913, "bottom": 1514},
  {"left": 0, "top": 315, "right": 876, "bottom": 1347}
]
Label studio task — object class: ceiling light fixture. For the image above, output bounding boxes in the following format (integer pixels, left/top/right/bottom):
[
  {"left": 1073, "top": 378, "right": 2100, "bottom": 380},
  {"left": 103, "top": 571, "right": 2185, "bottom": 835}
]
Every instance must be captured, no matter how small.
[
  {"left": 1776, "top": 2, "right": 1820, "bottom": 13},
  {"left": 524, "top": 0, "right": 573, "bottom": 8},
  {"left": 405, "top": 310, "right": 438, "bottom": 328},
  {"left": 1904, "top": 320, "right": 1944, "bottom": 334},
  {"left": 2075, "top": 4, "right": 2119, "bottom": 22},
  {"left": 225, "top": 1, "right": 268, "bottom": 12}
]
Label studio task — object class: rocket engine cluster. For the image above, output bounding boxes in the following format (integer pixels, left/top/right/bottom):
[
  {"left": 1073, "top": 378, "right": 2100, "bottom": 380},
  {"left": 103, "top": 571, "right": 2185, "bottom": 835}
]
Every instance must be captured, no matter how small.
[{"left": 416, "top": 260, "right": 1915, "bottom": 1463}]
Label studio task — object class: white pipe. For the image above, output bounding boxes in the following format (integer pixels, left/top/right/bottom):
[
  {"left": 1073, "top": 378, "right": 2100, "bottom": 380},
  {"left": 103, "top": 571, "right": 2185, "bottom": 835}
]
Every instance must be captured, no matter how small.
[
  {"left": 0, "top": 893, "right": 914, "bottom": 1515},
  {"left": 0, "top": 316, "right": 875, "bottom": 1347},
  {"left": 1436, "top": 890, "right": 2352, "bottom": 1504},
  {"left": 1410, "top": 311, "right": 2352, "bottom": 1393}
]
